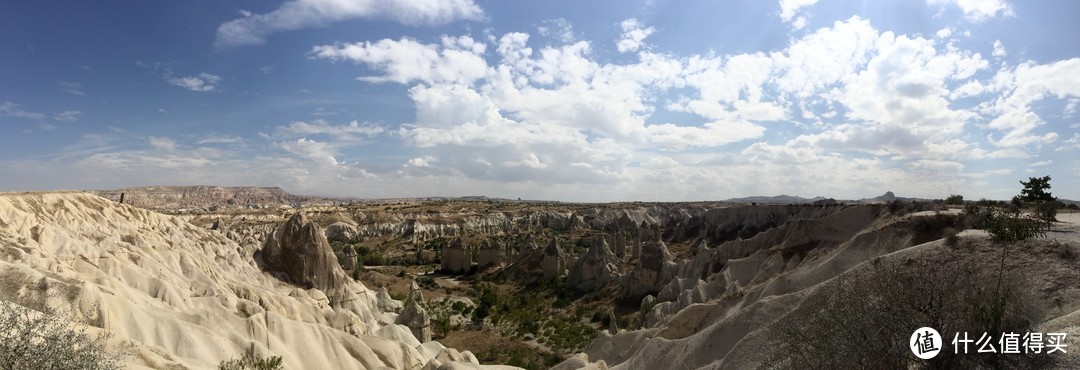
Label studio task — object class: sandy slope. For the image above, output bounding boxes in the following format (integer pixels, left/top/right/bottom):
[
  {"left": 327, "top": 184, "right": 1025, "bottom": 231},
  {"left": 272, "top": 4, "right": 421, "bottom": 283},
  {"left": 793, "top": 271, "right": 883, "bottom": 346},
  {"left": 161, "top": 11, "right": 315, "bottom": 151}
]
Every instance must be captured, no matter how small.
[{"left": 0, "top": 192, "right": 508, "bottom": 369}]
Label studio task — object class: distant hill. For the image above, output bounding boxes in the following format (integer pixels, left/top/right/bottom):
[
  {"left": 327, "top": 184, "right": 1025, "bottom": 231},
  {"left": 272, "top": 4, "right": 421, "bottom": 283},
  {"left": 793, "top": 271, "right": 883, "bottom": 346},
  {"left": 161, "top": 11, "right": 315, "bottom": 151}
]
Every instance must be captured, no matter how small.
[
  {"left": 856, "top": 191, "right": 933, "bottom": 203},
  {"left": 724, "top": 194, "right": 826, "bottom": 204}
]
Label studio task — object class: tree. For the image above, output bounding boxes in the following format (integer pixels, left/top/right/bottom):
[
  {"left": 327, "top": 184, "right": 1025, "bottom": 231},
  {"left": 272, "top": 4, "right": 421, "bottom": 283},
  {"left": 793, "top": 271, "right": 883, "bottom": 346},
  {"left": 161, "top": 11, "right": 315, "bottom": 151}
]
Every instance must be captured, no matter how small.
[
  {"left": 1019, "top": 176, "right": 1054, "bottom": 202},
  {"left": 1018, "top": 176, "right": 1057, "bottom": 231},
  {"left": 945, "top": 194, "right": 964, "bottom": 205}
]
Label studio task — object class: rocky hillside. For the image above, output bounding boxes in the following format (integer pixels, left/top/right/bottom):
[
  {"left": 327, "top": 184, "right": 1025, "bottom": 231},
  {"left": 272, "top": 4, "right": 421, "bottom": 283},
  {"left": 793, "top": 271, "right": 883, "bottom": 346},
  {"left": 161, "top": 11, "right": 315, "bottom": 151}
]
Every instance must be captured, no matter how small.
[
  {"left": 0, "top": 192, "right": 510, "bottom": 369},
  {"left": 91, "top": 185, "right": 315, "bottom": 210},
  {"left": 558, "top": 210, "right": 1080, "bottom": 369}
]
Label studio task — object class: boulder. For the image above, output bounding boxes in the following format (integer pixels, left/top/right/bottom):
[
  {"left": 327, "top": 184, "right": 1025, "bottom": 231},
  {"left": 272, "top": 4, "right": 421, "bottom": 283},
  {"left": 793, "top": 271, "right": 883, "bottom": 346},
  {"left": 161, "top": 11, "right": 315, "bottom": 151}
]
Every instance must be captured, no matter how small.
[{"left": 261, "top": 212, "right": 352, "bottom": 303}]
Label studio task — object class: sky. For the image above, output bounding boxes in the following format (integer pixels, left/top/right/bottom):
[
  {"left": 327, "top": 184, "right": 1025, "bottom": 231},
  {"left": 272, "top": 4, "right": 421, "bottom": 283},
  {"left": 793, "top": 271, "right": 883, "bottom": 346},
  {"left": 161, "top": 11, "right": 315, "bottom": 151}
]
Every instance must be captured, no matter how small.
[{"left": 1, "top": 0, "right": 1078, "bottom": 201}]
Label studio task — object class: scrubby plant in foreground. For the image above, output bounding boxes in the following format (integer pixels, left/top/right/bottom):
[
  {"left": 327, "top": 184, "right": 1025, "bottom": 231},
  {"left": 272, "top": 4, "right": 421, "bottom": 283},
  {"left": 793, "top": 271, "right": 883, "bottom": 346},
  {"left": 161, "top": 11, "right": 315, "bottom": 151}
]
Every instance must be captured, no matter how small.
[
  {"left": 218, "top": 344, "right": 283, "bottom": 370},
  {"left": 759, "top": 256, "right": 1047, "bottom": 369},
  {"left": 0, "top": 300, "right": 121, "bottom": 370}
]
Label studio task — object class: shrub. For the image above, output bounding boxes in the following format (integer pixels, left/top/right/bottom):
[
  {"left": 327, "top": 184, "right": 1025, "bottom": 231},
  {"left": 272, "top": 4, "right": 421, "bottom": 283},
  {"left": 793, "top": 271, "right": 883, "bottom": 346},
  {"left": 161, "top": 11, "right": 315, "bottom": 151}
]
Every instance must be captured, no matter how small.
[
  {"left": 218, "top": 344, "right": 283, "bottom": 370},
  {"left": 759, "top": 256, "right": 1044, "bottom": 369},
  {"left": 986, "top": 212, "right": 1044, "bottom": 242},
  {"left": 943, "top": 227, "right": 959, "bottom": 247},
  {"left": 0, "top": 300, "right": 121, "bottom": 370},
  {"left": 945, "top": 194, "right": 964, "bottom": 205}
]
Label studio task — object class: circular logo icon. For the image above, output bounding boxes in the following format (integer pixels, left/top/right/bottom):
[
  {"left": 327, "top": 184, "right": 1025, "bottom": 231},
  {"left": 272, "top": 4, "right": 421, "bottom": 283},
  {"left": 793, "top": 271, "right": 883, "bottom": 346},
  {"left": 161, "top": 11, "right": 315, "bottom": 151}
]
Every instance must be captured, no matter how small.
[{"left": 910, "top": 327, "right": 942, "bottom": 359}]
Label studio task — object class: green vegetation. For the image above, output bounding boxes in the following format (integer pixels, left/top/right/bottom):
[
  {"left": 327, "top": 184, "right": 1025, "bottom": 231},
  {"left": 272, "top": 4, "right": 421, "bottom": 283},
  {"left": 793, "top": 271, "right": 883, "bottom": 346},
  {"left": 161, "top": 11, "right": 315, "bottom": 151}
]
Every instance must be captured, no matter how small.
[
  {"left": 468, "top": 282, "right": 599, "bottom": 353},
  {"left": 944, "top": 194, "right": 964, "bottom": 205},
  {"left": 217, "top": 345, "right": 283, "bottom": 370},
  {"left": 1018, "top": 176, "right": 1058, "bottom": 231},
  {"left": 0, "top": 301, "right": 121, "bottom": 370}
]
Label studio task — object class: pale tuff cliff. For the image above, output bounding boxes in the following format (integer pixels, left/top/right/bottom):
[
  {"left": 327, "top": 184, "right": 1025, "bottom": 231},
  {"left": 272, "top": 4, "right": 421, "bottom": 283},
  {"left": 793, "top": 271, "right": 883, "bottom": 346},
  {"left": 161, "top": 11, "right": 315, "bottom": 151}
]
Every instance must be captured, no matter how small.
[{"left": 0, "top": 192, "right": 515, "bottom": 369}]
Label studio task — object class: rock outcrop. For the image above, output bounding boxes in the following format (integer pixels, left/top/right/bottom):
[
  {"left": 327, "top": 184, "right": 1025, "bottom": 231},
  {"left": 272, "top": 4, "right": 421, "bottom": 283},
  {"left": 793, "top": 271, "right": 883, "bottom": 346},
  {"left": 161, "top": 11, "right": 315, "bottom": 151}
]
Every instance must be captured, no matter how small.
[
  {"left": 326, "top": 221, "right": 361, "bottom": 242},
  {"left": 620, "top": 240, "right": 676, "bottom": 299},
  {"left": 543, "top": 238, "right": 567, "bottom": 280},
  {"left": 566, "top": 237, "right": 620, "bottom": 291},
  {"left": 0, "top": 192, "right": 486, "bottom": 369},
  {"left": 261, "top": 212, "right": 352, "bottom": 303},
  {"left": 477, "top": 239, "right": 502, "bottom": 268},
  {"left": 397, "top": 281, "right": 433, "bottom": 343},
  {"left": 441, "top": 238, "right": 473, "bottom": 273}
]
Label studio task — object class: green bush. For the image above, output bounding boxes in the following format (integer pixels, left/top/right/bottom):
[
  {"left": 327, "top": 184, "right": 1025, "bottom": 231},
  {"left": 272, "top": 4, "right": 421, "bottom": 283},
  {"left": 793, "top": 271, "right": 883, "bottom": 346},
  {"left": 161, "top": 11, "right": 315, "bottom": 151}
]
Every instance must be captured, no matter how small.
[
  {"left": 987, "top": 212, "right": 1044, "bottom": 242},
  {"left": 218, "top": 345, "right": 283, "bottom": 370},
  {"left": 0, "top": 301, "right": 121, "bottom": 370}
]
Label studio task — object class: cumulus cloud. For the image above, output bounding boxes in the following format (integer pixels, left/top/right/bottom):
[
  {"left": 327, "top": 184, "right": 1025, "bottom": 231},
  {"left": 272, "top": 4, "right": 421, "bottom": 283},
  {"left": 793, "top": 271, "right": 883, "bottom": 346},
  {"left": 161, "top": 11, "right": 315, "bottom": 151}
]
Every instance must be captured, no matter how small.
[
  {"left": 616, "top": 18, "right": 655, "bottom": 53},
  {"left": 310, "top": 36, "right": 488, "bottom": 85},
  {"left": 167, "top": 73, "right": 221, "bottom": 92},
  {"left": 276, "top": 138, "right": 340, "bottom": 166},
  {"left": 927, "top": 0, "right": 1015, "bottom": 22},
  {"left": 301, "top": 15, "right": 1079, "bottom": 195},
  {"left": 778, "top": 0, "right": 818, "bottom": 28},
  {"left": 214, "top": 0, "right": 484, "bottom": 48}
]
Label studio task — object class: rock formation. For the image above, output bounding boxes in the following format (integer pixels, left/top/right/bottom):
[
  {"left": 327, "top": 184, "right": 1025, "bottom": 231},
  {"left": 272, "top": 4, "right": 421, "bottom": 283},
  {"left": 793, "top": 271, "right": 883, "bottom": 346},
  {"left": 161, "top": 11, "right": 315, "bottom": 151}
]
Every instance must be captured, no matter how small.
[
  {"left": 0, "top": 192, "right": 491, "bottom": 369},
  {"left": 440, "top": 238, "right": 473, "bottom": 273},
  {"left": 620, "top": 240, "right": 676, "bottom": 299},
  {"left": 477, "top": 239, "right": 502, "bottom": 268},
  {"left": 397, "top": 280, "right": 432, "bottom": 343},
  {"left": 326, "top": 222, "right": 361, "bottom": 242},
  {"left": 342, "top": 244, "right": 357, "bottom": 270},
  {"left": 613, "top": 234, "right": 626, "bottom": 259},
  {"left": 376, "top": 287, "right": 403, "bottom": 313},
  {"left": 566, "top": 237, "right": 620, "bottom": 291},
  {"left": 543, "top": 238, "right": 567, "bottom": 280},
  {"left": 261, "top": 212, "right": 352, "bottom": 303}
]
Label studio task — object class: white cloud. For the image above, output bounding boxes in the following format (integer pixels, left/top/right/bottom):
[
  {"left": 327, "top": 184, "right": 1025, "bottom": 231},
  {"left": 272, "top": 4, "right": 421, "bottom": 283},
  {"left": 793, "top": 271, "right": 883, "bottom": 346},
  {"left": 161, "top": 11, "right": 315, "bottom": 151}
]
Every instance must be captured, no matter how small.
[
  {"left": 53, "top": 110, "right": 82, "bottom": 122},
  {"left": 276, "top": 119, "right": 386, "bottom": 138},
  {"left": 167, "top": 73, "right": 221, "bottom": 92},
  {"left": 985, "top": 58, "right": 1080, "bottom": 147},
  {"left": 779, "top": 0, "right": 819, "bottom": 22},
  {"left": 0, "top": 101, "right": 47, "bottom": 120},
  {"left": 148, "top": 136, "right": 177, "bottom": 151},
  {"left": 277, "top": 138, "right": 339, "bottom": 166},
  {"left": 310, "top": 36, "right": 488, "bottom": 85},
  {"left": 992, "top": 39, "right": 1006, "bottom": 58},
  {"left": 196, "top": 135, "right": 243, "bottom": 145},
  {"left": 1029, "top": 160, "right": 1052, "bottom": 167},
  {"left": 616, "top": 18, "right": 655, "bottom": 53},
  {"left": 214, "top": 0, "right": 484, "bottom": 48},
  {"left": 927, "top": 0, "right": 1015, "bottom": 22},
  {"left": 537, "top": 18, "right": 575, "bottom": 43},
  {"left": 59, "top": 81, "right": 85, "bottom": 96}
]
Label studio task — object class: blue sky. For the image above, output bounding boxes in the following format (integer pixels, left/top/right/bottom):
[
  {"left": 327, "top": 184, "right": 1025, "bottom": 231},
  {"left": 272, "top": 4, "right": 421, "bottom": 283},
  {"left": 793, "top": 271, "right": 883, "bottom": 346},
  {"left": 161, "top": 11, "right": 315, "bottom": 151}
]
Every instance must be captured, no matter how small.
[{"left": 1, "top": 0, "right": 1077, "bottom": 201}]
